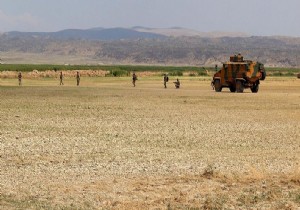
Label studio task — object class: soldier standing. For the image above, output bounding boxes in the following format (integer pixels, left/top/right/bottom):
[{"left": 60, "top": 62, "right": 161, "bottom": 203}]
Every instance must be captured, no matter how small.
[
  {"left": 60, "top": 71, "right": 64, "bottom": 85},
  {"left": 18, "top": 72, "right": 22, "bottom": 86},
  {"left": 132, "top": 72, "right": 137, "bottom": 87},
  {"left": 76, "top": 71, "right": 80, "bottom": 86},
  {"left": 163, "top": 74, "right": 169, "bottom": 88}
]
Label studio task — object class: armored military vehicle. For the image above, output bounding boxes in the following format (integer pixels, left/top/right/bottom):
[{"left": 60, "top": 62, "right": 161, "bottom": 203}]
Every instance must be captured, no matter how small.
[{"left": 212, "top": 54, "right": 266, "bottom": 93}]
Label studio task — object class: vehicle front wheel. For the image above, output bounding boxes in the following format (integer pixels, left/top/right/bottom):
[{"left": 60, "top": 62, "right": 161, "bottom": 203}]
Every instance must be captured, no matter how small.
[
  {"left": 236, "top": 80, "right": 244, "bottom": 93},
  {"left": 214, "top": 80, "right": 222, "bottom": 92},
  {"left": 251, "top": 83, "right": 259, "bottom": 93},
  {"left": 230, "top": 86, "right": 236, "bottom": 92}
]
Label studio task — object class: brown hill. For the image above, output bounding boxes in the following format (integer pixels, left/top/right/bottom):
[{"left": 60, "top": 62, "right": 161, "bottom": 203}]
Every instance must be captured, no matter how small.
[{"left": 1, "top": 31, "right": 300, "bottom": 67}]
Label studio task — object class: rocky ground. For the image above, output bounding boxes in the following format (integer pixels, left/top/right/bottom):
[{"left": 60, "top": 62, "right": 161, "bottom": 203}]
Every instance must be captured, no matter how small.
[{"left": 0, "top": 77, "right": 299, "bottom": 209}]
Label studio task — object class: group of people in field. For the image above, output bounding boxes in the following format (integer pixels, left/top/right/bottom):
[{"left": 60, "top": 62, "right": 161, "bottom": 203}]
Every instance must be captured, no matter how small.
[
  {"left": 17, "top": 71, "right": 81, "bottom": 86},
  {"left": 59, "top": 71, "right": 80, "bottom": 86},
  {"left": 16, "top": 71, "right": 180, "bottom": 88},
  {"left": 132, "top": 72, "right": 180, "bottom": 89}
]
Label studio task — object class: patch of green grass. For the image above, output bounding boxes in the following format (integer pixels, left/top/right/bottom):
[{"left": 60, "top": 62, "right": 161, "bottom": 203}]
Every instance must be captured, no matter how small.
[
  {"left": 271, "top": 71, "right": 297, "bottom": 77},
  {"left": 266, "top": 67, "right": 300, "bottom": 72},
  {"left": 168, "top": 70, "right": 183, "bottom": 76},
  {"left": 0, "top": 64, "right": 209, "bottom": 73},
  {"left": 188, "top": 72, "right": 197, "bottom": 77},
  {"left": 0, "top": 193, "right": 94, "bottom": 209},
  {"left": 0, "top": 194, "right": 52, "bottom": 210},
  {"left": 198, "top": 70, "right": 208, "bottom": 76},
  {"left": 295, "top": 192, "right": 300, "bottom": 203},
  {"left": 1, "top": 64, "right": 299, "bottom": 77},
  {"left": 167, "top": 204, "right": 201, "bottom": 210},
  {"left": 105, "top": 69, "right": 129, "bottom": 77},
  {"left": 266, "top": 67, "right": 300, "bottom": 77},
  {"left": 203, "top": 195, "right": 228, "bottom": 210}
]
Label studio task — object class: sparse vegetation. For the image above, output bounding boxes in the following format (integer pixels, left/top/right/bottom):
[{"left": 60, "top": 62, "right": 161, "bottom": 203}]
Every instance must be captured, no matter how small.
[
  {"left": 295, "top": 192, "right": 300, "bottom": 203},
  {"left": 0, "top": 64, "right": 299, "bottom": 77},
  {"left": 168, "top": 70, "right": 183, "bottom": 76},
  {"left": 0, "top": 194, "right": 52, "bottom": 209},
  {"left": 202, "top": 164, "right": 216, "bottom": 179},
  {"left": 0, "top": 77, "right": 299, "bottom": 209},
  {"left": 105, "top": 69, "right": 128, "bottom": 77},
  {"left": 0, "top": 64, "right": 203, "bottom": 73},
  {"left": 197, "top": 70, "right": 208, "bottom": 76},
  {"left": 203, "top": 195, "right": 228, "bottom": 210}
]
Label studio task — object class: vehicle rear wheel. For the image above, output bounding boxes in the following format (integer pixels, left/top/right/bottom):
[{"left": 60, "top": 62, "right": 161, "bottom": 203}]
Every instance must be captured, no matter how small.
[
  {"left": 251, "top": 83, "right": 259, "bottom": 93},
  {"left": 236, "top": 80, "right": 244, "bottom": 93},
  {"left": 214, "top": 80, "right": 222, "bottom": 92},
  {"left": 230, "top": 86, "right": 236, "bottom": 92}
]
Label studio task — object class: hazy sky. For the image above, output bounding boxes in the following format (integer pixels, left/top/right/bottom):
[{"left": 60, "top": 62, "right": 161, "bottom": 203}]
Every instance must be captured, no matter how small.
[{"left": 1, "top": 0, "right": 300, "bottom": 36}]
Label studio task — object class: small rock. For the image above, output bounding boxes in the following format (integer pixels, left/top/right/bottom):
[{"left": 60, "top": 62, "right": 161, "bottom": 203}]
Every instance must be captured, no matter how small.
[{"left": 221, "top": 184, "right": 227, "bottom": 190}]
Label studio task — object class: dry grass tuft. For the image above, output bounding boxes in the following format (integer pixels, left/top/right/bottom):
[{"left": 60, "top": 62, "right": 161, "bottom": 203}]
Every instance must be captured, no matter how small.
[
  {"left": 240, "top": 166, "right": 266, "bottom": 183},
  {"left": 202, "top": 164, "right": 216, "bottom": 179},
  {"left": 289, "top": 167, "right": 300, "bottom": 184}
]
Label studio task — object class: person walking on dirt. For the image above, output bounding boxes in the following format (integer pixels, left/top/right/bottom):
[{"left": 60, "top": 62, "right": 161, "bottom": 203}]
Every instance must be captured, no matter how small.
[
  {"left": 132, "top": 72, "right": 137, "bottom": 87},
  {"left": 76, "top": 71, "right": 80, "bottom": 86},
  {"left": 60, "top": 71, "right": 64, "bottom": 85},
  {"left": 18, "top": 72, "right": 22, "bottom": 86},
  {"left": 163, "top": 74, "right": 169, "bottom": 88}
]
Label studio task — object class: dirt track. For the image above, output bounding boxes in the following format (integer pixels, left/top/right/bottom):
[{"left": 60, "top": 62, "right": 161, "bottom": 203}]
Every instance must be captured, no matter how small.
[{"left": 0, "top": 77, "right": 299, "bottom": 209}]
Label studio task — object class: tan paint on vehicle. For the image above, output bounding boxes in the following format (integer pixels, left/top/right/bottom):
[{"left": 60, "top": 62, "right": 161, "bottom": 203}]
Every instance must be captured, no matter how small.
[{"left": 212, "top": 54, "right": 266, "bottom": 93}]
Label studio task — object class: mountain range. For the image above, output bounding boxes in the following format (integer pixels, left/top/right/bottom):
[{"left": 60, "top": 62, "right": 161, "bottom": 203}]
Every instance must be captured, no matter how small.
[
  {"left": 5, "top": 27, "right": 166, "bottom": 41},
  {"left": 1, "top": 27, "right": 300, "bottom": 67}
]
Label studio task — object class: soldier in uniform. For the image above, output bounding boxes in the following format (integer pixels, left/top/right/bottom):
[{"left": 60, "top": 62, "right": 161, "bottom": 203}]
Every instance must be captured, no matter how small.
[
  {"left": 18, "top": 72, "right": 22, "bottom": 86},
  {"left": 132, "top": 72, "right": 137, "bottom": 87},
  {"left": 173, "top": 78, "right": 180, "bottom": 88},
  {"left": 60, "top": 71, "right": 64, "bottom": 85},
  {"left": 76, "top": 71, "right": 80, "bottom": 86},
  {"left": 163, "top": 74, "right": 169, "bottom": 88}
]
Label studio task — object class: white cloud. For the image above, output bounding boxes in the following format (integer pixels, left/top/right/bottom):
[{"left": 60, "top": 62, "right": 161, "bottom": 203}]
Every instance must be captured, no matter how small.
[{"left": 0, "top": 10, "right": 41, "bottom": 32}]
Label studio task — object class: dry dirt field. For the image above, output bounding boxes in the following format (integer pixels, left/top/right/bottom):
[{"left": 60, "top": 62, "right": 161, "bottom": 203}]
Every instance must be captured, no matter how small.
[{"left": 0, "top": 76, "right": 300, "bottom": 209}]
